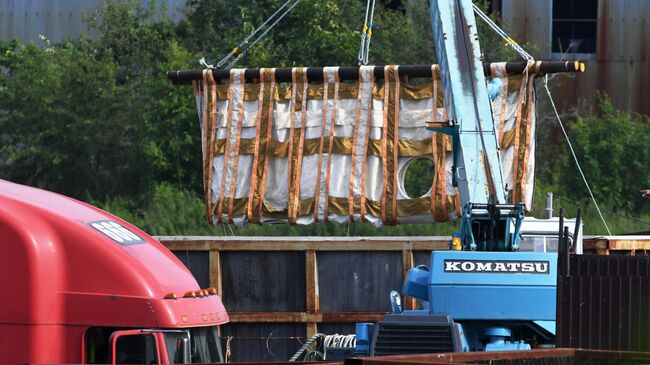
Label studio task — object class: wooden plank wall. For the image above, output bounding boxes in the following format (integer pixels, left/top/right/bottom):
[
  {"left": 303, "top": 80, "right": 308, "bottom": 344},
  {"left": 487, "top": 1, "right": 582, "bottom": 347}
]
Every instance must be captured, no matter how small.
[
  {"left": 159, "top": 236, "right": 449, "bottom": 361},
  {"left": 159, "top": 235, "right": 650, "bottom": 361},
  {"left": 160, "top": 236, "right": 449, "bottom": 335}
]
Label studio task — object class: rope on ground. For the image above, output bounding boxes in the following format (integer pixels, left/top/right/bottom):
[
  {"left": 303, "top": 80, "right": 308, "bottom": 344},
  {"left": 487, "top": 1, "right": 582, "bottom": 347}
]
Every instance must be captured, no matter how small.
[
  {"left": 289, "top": 333, "right": 325, "bottom": 362},
  {"left": 324, "top": 333, "right": 356, "bottom": 348}
]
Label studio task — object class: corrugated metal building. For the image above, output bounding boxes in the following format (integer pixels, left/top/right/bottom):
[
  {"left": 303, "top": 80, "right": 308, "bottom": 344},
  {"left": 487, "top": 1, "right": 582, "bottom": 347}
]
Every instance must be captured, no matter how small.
[
  {"left": 2, "top": 0, "right": 646, "bottom": 115},
  {"left": 501, "top": 0, "right": 650, "bottom": 116},
  {"left": 0, "top": 0, "right": 186, "bottom": 44}
]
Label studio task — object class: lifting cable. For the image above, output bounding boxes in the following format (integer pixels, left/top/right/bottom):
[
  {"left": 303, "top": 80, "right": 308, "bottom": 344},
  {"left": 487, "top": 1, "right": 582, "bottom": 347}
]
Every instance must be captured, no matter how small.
[
  {"left": 200, "top": 0, "right": 303, "bottom": 70},
  {"left": 472, "top": 4, "right": 532, "bottom": 60},
  {"left": 542, "top": 77, "right": 612, "bottom": 235},
  {"left": 472, "top": 4, "right": 612, "bottom": 234},
  {"left": 357, "top": 0, "right": 376, "bottom": 65}
]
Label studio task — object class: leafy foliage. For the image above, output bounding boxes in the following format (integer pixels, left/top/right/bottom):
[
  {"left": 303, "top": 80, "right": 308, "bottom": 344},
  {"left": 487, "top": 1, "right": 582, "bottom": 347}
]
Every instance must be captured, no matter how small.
[
  {"left": 179, "top": 0, "right": 439, "bottom": 67},
  {"left": 0, "top": 39, "right": 147, "bottom": 199},
  {"left": 556, "top": 95, "right": 650, "bottom": 216},
  {"left": 0, "top": 0, "right": 201, "bottom": 201},
  {"left": 99, "top": 183, "right": 457, "bottom": 236},
  {"left": 0, "top": 0, "right": 647, "bottom": 235}
]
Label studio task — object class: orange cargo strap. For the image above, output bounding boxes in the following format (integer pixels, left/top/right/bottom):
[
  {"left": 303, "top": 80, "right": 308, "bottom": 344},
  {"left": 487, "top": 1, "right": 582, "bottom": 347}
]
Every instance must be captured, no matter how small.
[
  {"left": 381, "top": 65, "right": 400, "bottom": 225},
  {"left": 227, "top": 71, "right": 246, "bottom": 223},
  {"left": 314, "top": 68, "right": 332, "bottom": 222},
  {"left": 257, "top": 69, "right": 277, "bottom": 221},
  {"left": 323, "top": 71, "right": 340, "bottom": 221},
  {"left": 519, "top": 61, "right": 542, "bottom": 204},
  {"left": 510, "top": 61, "right": 531, "bottom": 204},
  {"left": 348, "top": 67, "right": 365, "bottom": 221},
  {"left": 287, "top": 68, "right": 308, "bottom": 224},
  {"left": 359, "top": 68, "right": 374, "bottom": 221},
  {"left": 247, "top": 68, "right": 267, "bottom": 222}
]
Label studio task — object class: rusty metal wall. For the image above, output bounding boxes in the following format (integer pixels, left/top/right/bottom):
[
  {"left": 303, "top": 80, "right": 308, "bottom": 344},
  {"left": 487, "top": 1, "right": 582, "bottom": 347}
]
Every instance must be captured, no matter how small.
[
  {"left": 501, "top": 0, "right": 650, "bottom": 116},
  {"left": 222, "top": 323, "right": 306, "bottom": 362},
  {"left": 170, "top": 249, "right": 307, "bottom": 361},
  {"left": 163, "top": 237, "right": 450, "bottom": 362},
  {"left": 345, "top": 348, "right": 650, "bottom": 365},
  {"left": 556, "top": 255, "right": 650, "bottom": 351},
  {"left": 172, "top": 249, "right": 404, "bottom": 362},
  {"left": 166, "top": 236, "right": 650, "bottom": 361},
  {"left": 221, "top": 251, "right": 307, "bottom": 312},
  {"left": 0, "top": 0, "right": 187, "bottom": 44},
  {"left": 501, "top": 0, "right": 552, "bottom": 57},
  {"left": 318, "top": 251, "right": 403, "bottom": 312}
]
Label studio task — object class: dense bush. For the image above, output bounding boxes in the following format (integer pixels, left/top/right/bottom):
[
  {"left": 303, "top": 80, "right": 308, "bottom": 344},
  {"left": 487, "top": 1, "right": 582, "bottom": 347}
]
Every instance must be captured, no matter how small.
[{"left": 0, "top": 0, "right": 647, "bottom": 235}]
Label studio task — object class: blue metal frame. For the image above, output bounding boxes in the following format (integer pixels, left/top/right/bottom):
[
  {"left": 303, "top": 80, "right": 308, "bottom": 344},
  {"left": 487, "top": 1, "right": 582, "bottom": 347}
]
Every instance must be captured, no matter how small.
[
  {"left": 427, "top": 251, "right": 557, "bottom": 321},
  {"left": 426, "top": 0, "right": 505, "bottom": 206},
  {"left": 426, "top": 0, "right": 524, "bottom": 252},
  {"left": 357, "top": 0, "right": 557, "bottom": 355}
]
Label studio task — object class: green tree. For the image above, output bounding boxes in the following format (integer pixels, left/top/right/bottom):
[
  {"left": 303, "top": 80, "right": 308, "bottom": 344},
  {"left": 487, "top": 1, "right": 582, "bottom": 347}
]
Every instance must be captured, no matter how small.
[
  {"left": 556, "top": 95, "right": 650, "bottom": 216},
  {"left": 179, "top": 0, "right": 521, "bottom": 69},
  {"left": 0, "top": 0, "right": 202, "bottom": 201},
  {"left": 0, "top": 39, "right": 149, "bottom": 199}
]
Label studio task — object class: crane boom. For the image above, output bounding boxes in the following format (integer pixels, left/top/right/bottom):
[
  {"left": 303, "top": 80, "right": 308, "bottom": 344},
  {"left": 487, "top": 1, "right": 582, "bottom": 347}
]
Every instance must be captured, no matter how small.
[{"left": 426, "top": 0, "right": 524, "bottom": 251}]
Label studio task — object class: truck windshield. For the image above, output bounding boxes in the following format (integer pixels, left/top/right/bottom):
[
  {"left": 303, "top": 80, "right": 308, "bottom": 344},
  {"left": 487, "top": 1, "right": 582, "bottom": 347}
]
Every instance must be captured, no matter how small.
[
  {"left": 520, "top": 234, "right": 573, "bottom": 253},
  {"left": 164, "top": 326, "right": 223, "bottom": 363}
]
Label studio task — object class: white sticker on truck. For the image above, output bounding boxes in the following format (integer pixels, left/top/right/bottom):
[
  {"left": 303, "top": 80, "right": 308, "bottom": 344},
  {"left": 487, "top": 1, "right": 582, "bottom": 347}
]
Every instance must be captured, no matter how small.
[{"left": 89, "top": 220, "right": 145, "bottom": 245}]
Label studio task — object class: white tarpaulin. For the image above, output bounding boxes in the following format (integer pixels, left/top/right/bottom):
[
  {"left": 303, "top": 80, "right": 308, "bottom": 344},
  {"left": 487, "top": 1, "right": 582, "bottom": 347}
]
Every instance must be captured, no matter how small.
[{"left": 192, "top": 64, "right": 539, "bottom": 226}]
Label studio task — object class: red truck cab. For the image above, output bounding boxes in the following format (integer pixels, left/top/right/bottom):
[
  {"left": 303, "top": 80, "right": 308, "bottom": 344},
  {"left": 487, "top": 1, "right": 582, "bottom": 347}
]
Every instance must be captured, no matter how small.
[{"left": 0, "top": 180, "right": 229, "bottom": 364}]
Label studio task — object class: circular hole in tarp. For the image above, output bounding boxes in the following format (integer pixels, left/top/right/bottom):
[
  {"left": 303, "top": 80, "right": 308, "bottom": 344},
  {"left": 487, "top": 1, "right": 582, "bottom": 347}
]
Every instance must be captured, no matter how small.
[{"left": 399, "top": 157, "right": 435, "bottom": 199}]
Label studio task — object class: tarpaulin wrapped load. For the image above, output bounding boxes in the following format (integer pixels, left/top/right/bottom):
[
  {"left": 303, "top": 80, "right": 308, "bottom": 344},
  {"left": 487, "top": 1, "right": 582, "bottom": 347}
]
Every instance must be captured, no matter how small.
[{"left": 192, "top": 64, "right": 538, "bottom": 226}]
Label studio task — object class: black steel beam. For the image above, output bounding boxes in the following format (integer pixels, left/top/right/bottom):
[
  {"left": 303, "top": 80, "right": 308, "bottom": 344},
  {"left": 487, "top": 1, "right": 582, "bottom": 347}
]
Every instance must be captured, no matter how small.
[{"left": 167, "top": 61, "right": 585, "bottom": 84}]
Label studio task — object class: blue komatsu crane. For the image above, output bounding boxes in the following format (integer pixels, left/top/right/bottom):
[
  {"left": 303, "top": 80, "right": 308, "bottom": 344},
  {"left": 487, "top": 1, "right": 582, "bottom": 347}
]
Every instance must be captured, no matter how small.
[
  {"left": 427, "top": 0, "right": 524, "bottom": 252},
  {"left": 354, "top": 0, "right": 559, "bottom": 355}
]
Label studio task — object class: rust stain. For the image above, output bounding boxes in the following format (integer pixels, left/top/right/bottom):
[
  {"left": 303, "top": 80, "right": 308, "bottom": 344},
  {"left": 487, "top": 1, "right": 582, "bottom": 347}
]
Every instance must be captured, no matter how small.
[
  {"left": 597, "top": 0, "right": 609, "bottom": 60},
  {"left": 160, "top": 237, "right": 450, "bottom": 251},
  {"left": 352, "top": 349, "right": 650, "bottom": 364},
  {"left": 227, "top": 311, "right": 385, "bottom": 323}
]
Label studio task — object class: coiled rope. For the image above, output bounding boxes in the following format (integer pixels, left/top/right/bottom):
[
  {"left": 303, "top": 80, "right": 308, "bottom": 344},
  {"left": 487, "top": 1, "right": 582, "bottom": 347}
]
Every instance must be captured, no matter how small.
[{"left": 324, "top": 333, "right": 357, "bottom": 348}]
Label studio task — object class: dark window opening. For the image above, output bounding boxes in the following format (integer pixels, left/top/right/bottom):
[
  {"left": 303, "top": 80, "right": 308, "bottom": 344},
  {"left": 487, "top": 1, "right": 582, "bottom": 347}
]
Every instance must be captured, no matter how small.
[
  {"left": 85, "top": 327, "right": 158, "bottom": 365},
  {"left": 86, "top": 327, "right": 116, "bottom": 364},
  {"left": 115, "top": 334, "right": 158, "bottom": 365},
  {"left": 164, "top": 326, "right": 224, "bottom": 364},
  {"left": 552, "top": 0, "right": 598, "bottom": 54}
]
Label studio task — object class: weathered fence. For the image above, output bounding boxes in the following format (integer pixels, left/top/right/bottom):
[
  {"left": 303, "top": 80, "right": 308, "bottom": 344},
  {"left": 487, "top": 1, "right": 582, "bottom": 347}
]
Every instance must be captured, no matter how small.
[
  {"left": 159, "top": 236, "right": 449, "bottom": 362},
  {"left": 160, "top": 235, "right": 650, "bottom": 361},
  {"left": 556, "top": 254, "right": 650, "bottom": 351}
]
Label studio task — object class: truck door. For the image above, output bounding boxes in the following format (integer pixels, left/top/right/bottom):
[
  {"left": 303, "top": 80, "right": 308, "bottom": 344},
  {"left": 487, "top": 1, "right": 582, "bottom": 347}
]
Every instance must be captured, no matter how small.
[{"left": 110, "top": 330, "right": 162, "bottom": 364}]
